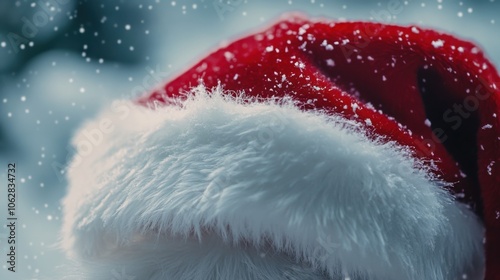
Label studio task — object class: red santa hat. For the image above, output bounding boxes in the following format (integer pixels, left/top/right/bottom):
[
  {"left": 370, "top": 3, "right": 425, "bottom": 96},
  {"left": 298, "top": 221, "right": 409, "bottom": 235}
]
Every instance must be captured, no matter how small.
[{"left": 62, "top": 15, "right": 500, "bottom": 280}]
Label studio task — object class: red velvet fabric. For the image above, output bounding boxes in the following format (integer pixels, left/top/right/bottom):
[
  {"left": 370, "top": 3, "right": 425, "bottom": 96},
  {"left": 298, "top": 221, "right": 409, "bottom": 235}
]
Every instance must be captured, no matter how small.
[{"left": 139, "top": 16, "right": 500, "bottom": 279}]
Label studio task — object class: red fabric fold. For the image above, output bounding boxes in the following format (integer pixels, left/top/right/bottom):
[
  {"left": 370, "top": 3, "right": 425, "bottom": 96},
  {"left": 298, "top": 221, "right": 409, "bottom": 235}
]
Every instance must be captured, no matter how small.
[{"left": 139, "top": 16, "right": 500, "bottom": 279}]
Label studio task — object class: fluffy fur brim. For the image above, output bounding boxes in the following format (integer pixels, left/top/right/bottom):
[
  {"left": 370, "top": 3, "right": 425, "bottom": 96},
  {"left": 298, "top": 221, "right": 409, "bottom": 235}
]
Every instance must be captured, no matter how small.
[{"left": 61, "top": 86, "right": 484, "bottom": 280}]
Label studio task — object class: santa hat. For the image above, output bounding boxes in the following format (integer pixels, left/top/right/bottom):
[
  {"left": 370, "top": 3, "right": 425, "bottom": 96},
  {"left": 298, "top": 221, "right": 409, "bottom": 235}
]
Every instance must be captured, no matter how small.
[{"left": 62, "top": 15, "right": 500, "bottom": 280}]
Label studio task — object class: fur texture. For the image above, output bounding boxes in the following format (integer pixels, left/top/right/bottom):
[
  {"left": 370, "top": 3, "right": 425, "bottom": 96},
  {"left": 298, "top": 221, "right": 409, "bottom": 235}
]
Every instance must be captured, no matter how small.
[{"left": 62, "top": 86, "right": 484, "bottom": 280}]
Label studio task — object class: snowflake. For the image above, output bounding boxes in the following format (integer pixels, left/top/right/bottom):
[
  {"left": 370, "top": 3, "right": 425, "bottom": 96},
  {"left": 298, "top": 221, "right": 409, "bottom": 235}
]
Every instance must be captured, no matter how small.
[{"left": 431, "top": 39, "right": 444, "bottom": 48}]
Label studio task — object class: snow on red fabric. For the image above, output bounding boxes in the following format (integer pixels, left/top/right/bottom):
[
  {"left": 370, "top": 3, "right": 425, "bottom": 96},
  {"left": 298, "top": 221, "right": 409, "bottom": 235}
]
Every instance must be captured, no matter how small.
[{"left": 140, "top": 15, "right": 500, "bottom": 279}]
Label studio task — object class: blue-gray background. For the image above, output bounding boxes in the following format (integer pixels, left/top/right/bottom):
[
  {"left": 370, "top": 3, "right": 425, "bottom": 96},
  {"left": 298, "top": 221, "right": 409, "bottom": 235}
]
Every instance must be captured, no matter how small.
[{"left": 0, "top": 0, "right": 499, "bottom": 279}]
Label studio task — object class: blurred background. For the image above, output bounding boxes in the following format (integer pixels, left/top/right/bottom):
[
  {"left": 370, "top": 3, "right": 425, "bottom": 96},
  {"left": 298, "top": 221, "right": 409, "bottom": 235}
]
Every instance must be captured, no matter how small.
[{"left": 0, "top": 0, "right": 498, "bottom": 279}]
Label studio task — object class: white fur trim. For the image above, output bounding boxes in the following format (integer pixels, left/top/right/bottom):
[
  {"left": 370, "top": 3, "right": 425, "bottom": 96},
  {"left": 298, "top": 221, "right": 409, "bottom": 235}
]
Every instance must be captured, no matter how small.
[{"left": 61, "top": 86, "right": 484, "bottom": 280}]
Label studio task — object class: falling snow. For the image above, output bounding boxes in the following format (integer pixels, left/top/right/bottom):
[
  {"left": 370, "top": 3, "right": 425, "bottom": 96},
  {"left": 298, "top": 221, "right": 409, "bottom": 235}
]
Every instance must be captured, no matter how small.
[
  {"left": 0, "top": 1, "right": 498, "bottom": 279},
  {"left": 487, "top": 161, "right": 495, "bottom": 176},
  {"left": 424, "top": 119, "right": 432, "bottom": 127},
  {"left": 294, "top": 61, "right": 306, "bottom": 70},
  {"left": 482, "top": 124, "right": 493, "bottom": 129},
  {"left": 431, "top": 39, "right": 445, "bottom": 48}
]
